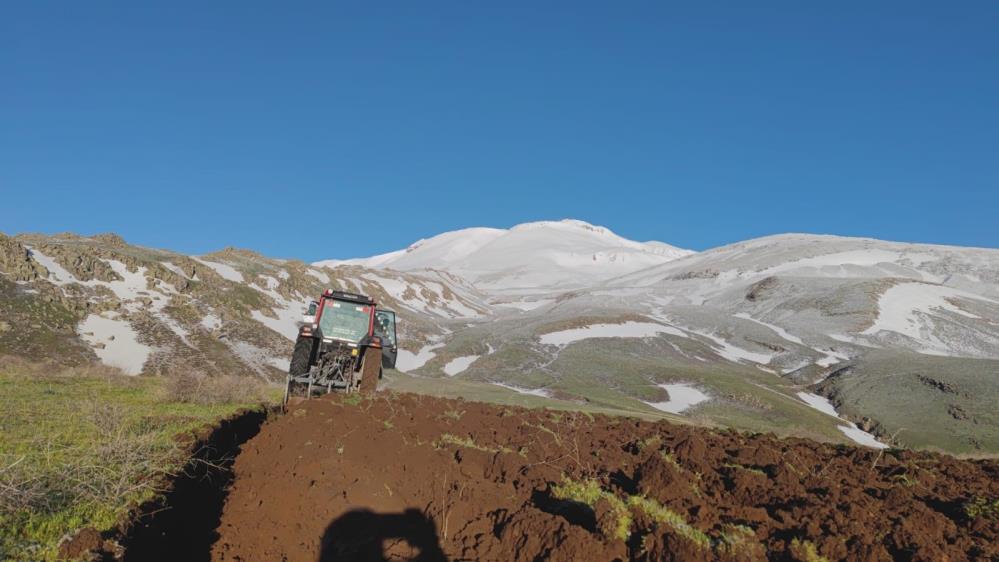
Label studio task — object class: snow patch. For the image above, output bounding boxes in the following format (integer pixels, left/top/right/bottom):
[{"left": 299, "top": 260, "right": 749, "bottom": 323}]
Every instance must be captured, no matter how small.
[
  {"left": 227, "top": 340, "right": 282, "bottom": 377},
  {"left": 759, "top": 249, "right": 930, "bottom": 279},
  {"left": 495, "top": 299, "right": 555, "bottom": 311},
  {"left": 26, "top": 247, "right": 76, "bottom": 285},
  {"left": 815, "top": 348, "right": 850, "bottom": 367},
  {"left": 248, "top": 280, "right": 308, "bottom": 341},
  {"left": 200, "top": 313, "right": 221, "bottom": 331},
  {"left": 162, "top": 315, "right": 194, "bottom": 348},
  {"left": 796, "top": 392, "right": 887, "bottom": 449},
  {"left": 307, "top": 268, "right": 330, "bottom": 284},
  {"left": 492, "top": 382, "right": 552, "bottom": 398},
  {"left": 689, "top": 330, "right": 775, "bottom": 365},
  {"left": 540, "top": 322, "right": 686, "bottom": 346},
  {"left": 193, "top": 257, "right": 244, "bottom": 282},
  {"left": 862, "top": 282, "right": 996, "bottom": 356},
  {"left": 443, "top": 355, "right": 480, "bottom": 376},
  {"left": 161, "top": 261, "right": 190, "bottom": 279},
  {"left": 250, "top": 308, "right": 302, "bottom": 342},
  {"left": 733, "top": 313, "right": 804, "bottom": 345},
  {"left": 395, "top": 343, "right": 445, "bottom": 372},
  {"left": 78, "top": 313, "right": 152, "bottom": 376},
  {"left": 837, "top": 426, "right": 889, "bottom": 449},
  {"left": 644, "top": 383, "right": 710, "bottom": 414}
]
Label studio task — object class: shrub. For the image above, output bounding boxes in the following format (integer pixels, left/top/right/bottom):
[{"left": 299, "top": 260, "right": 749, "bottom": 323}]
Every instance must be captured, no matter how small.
[{"left": 159, "top": 372, "right": 269, "bottom": 405}]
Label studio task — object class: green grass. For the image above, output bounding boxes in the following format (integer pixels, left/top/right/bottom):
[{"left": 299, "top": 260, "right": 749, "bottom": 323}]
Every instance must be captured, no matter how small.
[
  {"left": 550, "top": 477, "right": 715, "bottom": 548},
  {"left": 0, "top": 364, "right": 273, "bottom": 561},
  {"left": 789, "top": 538, "right": 830, "bottom": 562},
  {"left": 627, "top": 495, "right": 711, "bottom": 549},
  {"left": 821, "top": 351, "right": 999, "bottom": 454},
  {"left": 551, "top": 477, "right": 632, "bottom": 541},
  {"left": 382, "top": 370, "right": 687, "bottom": 422},
  {"left": 964, "top": 496, "right": 999, "bottom": 521},
  {"left": 433, "top": 433, "right": 514, "bottom": 455}
]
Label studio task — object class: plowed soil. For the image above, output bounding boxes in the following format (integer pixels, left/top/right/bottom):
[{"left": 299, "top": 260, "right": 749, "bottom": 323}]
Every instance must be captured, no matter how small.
[{"left": 209, "top": 393, "right": 998, "bottom": 561}]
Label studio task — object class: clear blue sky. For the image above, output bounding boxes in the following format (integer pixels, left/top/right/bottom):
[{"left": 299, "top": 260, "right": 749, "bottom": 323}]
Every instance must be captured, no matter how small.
[{"left": 2, "top": 1, "right": 997, "bottom": 261}]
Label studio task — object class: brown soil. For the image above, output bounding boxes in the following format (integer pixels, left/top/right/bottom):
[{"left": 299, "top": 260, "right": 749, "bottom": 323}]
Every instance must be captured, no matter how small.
[{"left": 202, "top": 393, "right": 998, "bottom": 562}]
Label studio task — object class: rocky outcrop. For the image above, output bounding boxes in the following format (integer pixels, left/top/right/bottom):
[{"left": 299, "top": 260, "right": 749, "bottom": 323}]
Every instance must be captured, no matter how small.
[{"left": 0, "top": 233, "right": 49, "bottom": 281}]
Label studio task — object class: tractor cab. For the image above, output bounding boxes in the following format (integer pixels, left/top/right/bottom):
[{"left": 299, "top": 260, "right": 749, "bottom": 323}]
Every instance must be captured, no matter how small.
[{"left": 313, "top": 290, "right": 377, "bottom": 343}]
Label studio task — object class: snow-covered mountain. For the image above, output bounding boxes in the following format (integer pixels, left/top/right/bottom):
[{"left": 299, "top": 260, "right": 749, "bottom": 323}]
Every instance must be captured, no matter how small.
[
  {"left": 3, "top": 225, "right": 998, "bottom": 454},
  {"left": 316, "top": 219, "right": 693, "bottom": 293}
]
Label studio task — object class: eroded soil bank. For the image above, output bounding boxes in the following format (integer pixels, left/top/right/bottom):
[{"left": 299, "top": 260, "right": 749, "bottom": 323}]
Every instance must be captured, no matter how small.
[
  {"left": 206, "top": 393, "right": 997, "bottom": 561},
  {"left": 78, "top": 408, "right": 271, "bottom": 562}
]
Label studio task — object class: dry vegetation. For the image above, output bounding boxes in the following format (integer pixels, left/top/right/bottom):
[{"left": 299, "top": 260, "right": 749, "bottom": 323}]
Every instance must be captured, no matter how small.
[{"left": 0, "top": 356, "right": 275, "bottom": 561}]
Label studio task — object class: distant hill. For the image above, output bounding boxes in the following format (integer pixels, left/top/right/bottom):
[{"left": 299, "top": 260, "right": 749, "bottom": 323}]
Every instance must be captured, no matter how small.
[{"left": 2, "top": 221, "right": 997, "bottom": 454}]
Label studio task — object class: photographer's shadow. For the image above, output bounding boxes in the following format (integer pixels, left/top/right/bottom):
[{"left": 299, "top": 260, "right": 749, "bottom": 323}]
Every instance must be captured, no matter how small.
[{"left": 318, "top": 508, "right": 448, "bottom": 562}]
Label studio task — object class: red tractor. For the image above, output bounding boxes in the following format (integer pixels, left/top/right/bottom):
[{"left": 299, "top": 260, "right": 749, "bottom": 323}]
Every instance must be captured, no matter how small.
[{"left": 284, "top": 290, "right": 397, "bottom": 405}]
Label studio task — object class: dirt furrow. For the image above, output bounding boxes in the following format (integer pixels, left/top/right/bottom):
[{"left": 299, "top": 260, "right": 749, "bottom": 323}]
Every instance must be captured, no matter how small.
[{"left": 201, "top": 393, "right": 997, "bottom": 561}]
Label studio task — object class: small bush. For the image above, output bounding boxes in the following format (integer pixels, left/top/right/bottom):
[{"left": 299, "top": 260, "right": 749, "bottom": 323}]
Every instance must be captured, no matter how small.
[
  {"left": 789, "top": 538, "right": 829, "bottom": 562},
  {"left": 159, "top": 372, "right": 269, "bottom": 405},
  {"left": 964, "top": 496, "right": 999, "bottom": 521}
]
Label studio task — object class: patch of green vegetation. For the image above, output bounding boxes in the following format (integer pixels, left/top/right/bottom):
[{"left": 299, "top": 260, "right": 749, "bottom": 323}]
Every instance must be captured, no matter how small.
[
  {"left": 341, "top": 393, "right": 363, "bottom": 406},
  {"left": 889, "top": 473, "right": 918, "bottom": 487},
  {"left": 637, "top": 435, "right": 662, "bottom": 452},
  {"left": 627, "top": 495, "right": 712, "bottom": 549},
  {"left": 661, "top": 451, "right": 681, "bottom": 469},
  {"left": 821, "top": 350, "right": 999, "bottom": 454},
  {"left": 433, "top": 433, "right": 512, "bottom": 455},
  {"left": 790, "top": 538, "right": 829, "bottom": 562},
  {"left": 718, "top": 523, "right": 756, "bottom": 546},
  {"left": 964, "top": 496, "right": 999, "bottom": 521},
  {"left": 550, "top": 477, "right": 720, "bottom": 548},
  {"left": 722, "top": 462, "right": 767, "bottom": 477},
  {"left": 551, "top": 477, "right": 631, "bottom": 541},
  {"left": 0, "top": 363, "right": 271, "bottom": 561},
  {"left": 442, "top": 409, "right": 465, "bottom": 420}
]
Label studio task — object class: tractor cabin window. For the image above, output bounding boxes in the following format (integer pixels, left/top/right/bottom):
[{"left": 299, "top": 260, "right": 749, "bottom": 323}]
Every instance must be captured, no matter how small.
[
  {"left": 319, "top": 300, "right": 371, "bottom": 343},
  {"left": 374, "top": 310, "right": 397, "bottom": 346}
]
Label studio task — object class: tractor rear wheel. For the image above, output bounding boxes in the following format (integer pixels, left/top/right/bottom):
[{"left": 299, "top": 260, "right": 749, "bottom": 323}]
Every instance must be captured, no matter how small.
[
  {"left": 358, "top": 347, "right": 381, "bottom": 394},
  {"left": 289, "top": 337, "right": 314, "bottom": 377}
]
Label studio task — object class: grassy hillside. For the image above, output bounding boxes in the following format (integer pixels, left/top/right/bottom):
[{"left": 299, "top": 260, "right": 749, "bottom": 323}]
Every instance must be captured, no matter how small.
[
  {"left": 0, "top": 358, "right": 276, "bottom": 561},
  {"left": 820, "top": 351, "right": 999, "bottom": 455}
]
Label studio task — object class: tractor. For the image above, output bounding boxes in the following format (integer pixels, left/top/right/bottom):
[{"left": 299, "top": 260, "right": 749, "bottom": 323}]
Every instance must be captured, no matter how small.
[{"left": 284, "top": 289, "right": 397, "bottom": 406}]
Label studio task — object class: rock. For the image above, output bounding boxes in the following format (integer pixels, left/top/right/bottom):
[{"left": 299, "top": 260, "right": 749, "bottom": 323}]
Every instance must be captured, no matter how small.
[{"left": 0, "top": 233, "right": 49, "bottom": 281}]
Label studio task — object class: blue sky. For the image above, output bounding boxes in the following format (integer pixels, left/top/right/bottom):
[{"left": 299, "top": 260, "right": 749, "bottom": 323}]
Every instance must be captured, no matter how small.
[{"left": 2, "top": 1, "right": 997, "bottom": 261}]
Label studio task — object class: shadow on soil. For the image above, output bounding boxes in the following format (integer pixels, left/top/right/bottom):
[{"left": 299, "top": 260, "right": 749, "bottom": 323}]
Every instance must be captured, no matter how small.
[
  {"left": 113, "top": 408, "right": 270, "bottom": 562},
  {"left": 319, "top": 508, "right": 448, "bottom": 562}
]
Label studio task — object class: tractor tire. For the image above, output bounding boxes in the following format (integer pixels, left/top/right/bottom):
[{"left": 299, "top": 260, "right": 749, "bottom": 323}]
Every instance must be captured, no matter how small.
[
  {"left": 358, "top": 346, "right": 381, "bottom": 395},
  {"left": 289, "top": 337, "right": 314, "bottom": 377}
]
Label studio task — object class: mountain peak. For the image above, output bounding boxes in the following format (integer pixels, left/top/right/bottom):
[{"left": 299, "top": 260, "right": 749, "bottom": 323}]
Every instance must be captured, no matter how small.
[{"left": 316, "top": 219, "right": 692, "bottom": 292}]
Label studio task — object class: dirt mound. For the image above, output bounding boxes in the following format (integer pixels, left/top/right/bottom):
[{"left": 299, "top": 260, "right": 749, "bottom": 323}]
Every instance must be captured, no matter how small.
[{"left": 208, "top": 393, "right": 998, "bottom": 561}]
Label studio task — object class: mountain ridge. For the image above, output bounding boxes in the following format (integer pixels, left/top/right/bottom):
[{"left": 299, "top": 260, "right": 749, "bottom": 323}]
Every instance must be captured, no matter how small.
[{"left": 2, "top": 224, "right": 997, "bottom": 454}]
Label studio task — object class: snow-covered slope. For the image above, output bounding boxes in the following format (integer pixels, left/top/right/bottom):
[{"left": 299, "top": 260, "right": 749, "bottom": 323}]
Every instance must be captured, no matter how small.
[
  {"left": 5, "top": 227, "right": 998, "bottom": 453},
  {"left": 596, "top": 233, "right": 999, "bottom": 360},
  {"left": 316, "top": 219, "right": 693, "bottom": 293},
  {"left": 316, "top": 227, "right": 506, "bottom": 270}
]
